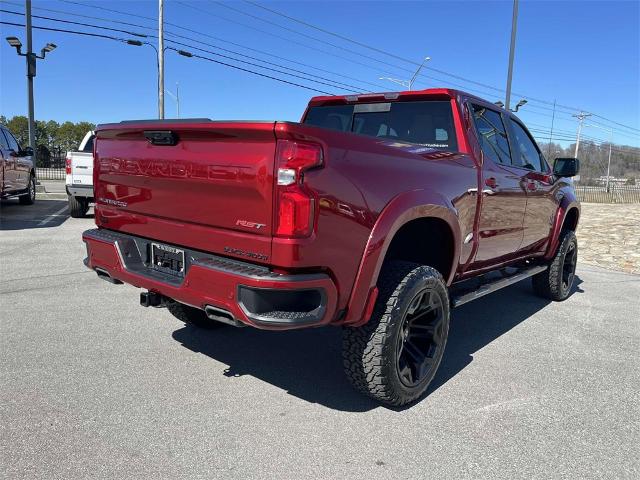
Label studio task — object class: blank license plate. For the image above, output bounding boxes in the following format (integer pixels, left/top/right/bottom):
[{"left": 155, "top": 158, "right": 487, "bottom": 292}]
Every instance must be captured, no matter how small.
[{"left": 151, "top": 242, "right": 185, "bottom": 276}]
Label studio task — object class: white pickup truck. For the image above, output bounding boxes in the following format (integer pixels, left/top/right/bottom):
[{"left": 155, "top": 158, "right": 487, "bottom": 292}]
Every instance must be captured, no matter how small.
[{"left": 65, "top": 130, "right": 94, "bottom": 217}]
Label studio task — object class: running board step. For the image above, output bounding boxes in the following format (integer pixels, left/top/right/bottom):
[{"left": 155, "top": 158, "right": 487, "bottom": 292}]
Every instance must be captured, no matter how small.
[{"left": 451, "top": 265, "right": 547, "bottom": 308}]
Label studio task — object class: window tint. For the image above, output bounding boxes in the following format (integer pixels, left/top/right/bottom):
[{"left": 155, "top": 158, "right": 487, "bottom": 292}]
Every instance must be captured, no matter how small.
[
  {"left": 4, "top": 130, "right": 20, "bottom": 152},
  {"left": 82, "top": 134, "right": 95, "bottom": 153},
  {"left": 0, "top": 130, "right": 10, "bottom": 150},
  {"left": 304, "top": 101, "right": 458, "bottom": 152},
  {"left": 304, "top": 105, "right": 353, "bottom": 132},
  {"left": 510, "top": 120, "right": 545, "bottom": 171},
  {"left": 471, "top": 104, "right": 512, "bottom": 165}
]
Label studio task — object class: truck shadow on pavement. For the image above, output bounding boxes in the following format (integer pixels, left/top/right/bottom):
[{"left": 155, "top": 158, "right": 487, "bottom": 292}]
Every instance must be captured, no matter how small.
[
  {"left": 172, "top": 276, "right": 584, "bottom": 412},
  {"left": 0, "top": 199, "right": 72, "bottom": 230}
]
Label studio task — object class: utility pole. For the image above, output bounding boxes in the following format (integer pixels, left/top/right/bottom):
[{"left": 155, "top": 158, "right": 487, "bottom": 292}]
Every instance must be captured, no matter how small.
[
  {"left": 158, "top": 0, "right": 164, "bottom": 119},
  {"left": 547, "top": 99, "right": 556, "bottom": 159},
  {"left": 26, "top": 0, "right": 36, "bottom": 161},
  {"left": 504, "top": 0, "right": 519, "bottom": 111},
  {"left": 572, "top": 111, "right": 592, "bottom": 158},
  {"left": 585, "top": 123, "right": 613, "bottom": 192}
]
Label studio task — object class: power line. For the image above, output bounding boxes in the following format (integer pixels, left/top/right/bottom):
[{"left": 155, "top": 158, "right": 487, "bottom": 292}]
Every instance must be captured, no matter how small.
[
  {"left": 1, "top": 0, "right": 160, "bottom": 33},
  {"left": 33, "top": 0, "right": 391, "bottom": 92},
  {"left": 3, "top": 7, "right": 366, "bottom": 93},
  {"left": 242, "top": 0, "right": 640, "bottom": 133},
  {"left": 6, "top": 0, "right": 639, "bottom": 137},
  {"left": 0, "top": 8, "right": 149, "bottom": 37},
  {"left": 166, "top": 48, "right": 332, "bottom": 95},
  {"left": 0, "top": 20, "right": 334, "bottom": 96},
  {"left": 0, "top": 20, "right": 133, "bottom": 42}
]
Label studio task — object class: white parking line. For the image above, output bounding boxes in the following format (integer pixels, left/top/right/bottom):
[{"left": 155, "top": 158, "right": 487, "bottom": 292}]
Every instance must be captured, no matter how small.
[{"left": 37, "top": 205, "right": 69, "bottom": 226}]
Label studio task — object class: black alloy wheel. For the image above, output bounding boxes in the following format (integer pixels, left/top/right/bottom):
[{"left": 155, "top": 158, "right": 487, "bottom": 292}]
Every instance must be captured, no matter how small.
[{"left": 396, "top": 288, "right": 446, "bottom": 387}]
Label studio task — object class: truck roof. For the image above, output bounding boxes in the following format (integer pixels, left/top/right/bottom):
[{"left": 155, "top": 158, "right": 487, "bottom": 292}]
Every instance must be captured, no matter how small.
[{"left": 307, "top": 88, "right": 493, "bottom": 108}]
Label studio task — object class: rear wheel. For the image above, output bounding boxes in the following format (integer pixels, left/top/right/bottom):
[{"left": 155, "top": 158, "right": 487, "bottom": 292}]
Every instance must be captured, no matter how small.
[
  {"left": 532, "top": 230, "right": 578, "bottom": 301},
  {"left": 68, "top": 194, "right": 89, "bottom": 218},
  {"left": 342, "top": 261, "right": 450, "bottom": 407},
  {"left": 167, "top": 301, "right": 225, "bottom": 329},
  {"left": 19, "top": 174, "right": 36, "bottom": 205}
]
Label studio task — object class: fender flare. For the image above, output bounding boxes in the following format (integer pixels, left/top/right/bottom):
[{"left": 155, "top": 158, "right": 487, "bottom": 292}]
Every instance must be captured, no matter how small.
[
  {"left": 343, "top": 189, "right": 461, "bottom": 326},
  {"left": 544, "top": 189, "right": 580, "bottom": 260}
]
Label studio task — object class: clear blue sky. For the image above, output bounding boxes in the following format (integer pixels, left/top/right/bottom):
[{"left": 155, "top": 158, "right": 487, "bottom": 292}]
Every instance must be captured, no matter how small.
[{"left": 1, "top": 0, "right": 639, "bottom": 147}]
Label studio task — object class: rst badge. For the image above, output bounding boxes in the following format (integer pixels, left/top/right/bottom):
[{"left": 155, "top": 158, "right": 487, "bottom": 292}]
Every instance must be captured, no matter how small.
[{"left": 236, "top": 220, "right": 266, "bottom": 230}]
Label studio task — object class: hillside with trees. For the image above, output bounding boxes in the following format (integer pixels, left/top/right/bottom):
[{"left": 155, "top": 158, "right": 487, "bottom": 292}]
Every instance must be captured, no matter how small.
[{"left": 538, "top": 141, "right": 639, "bottom": 185}]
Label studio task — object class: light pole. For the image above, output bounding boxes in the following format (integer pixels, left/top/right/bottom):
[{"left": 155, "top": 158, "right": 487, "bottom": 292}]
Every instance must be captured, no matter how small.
[
  {"left": 165, "top": 82, "right": 180, "bottom": 118},
  {"left": 585, "top": 123, "right": 613, "bottom": 192},
  {"left": 158, "top": 0, "right": 164, "bottom": 119},
  {"left": 5, "top": 1, "right": 56, "bottom": 167},
  {"left": 379, "top": 56, "right": 431, "bottom": 90},
  {"left": 504, "top": 0, "right": 519, "bottom": 110}
]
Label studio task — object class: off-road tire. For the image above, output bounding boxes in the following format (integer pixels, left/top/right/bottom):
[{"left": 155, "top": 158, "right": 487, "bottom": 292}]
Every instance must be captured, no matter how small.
[
  {"left": 19, "top": 174, "right": 36, "bottom": 205},
  {"left": 68, "top": 194, "right": 89, "bottom": 218},
  {"left": 167, "top": 301, "right": 225, "bottom": 329},
  {"left": 532, "top": 230, "right": 578, "bottom": 301},
  {"left": 342, "top": 261, "right": 450, "bottom": 407}
]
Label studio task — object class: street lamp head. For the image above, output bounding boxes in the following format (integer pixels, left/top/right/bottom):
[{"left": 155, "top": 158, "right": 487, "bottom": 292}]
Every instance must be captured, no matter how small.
[
  {"left": 43, "top": 43, "right": 57, "bottom": 53},
  {"left": 6, "top": 36, "right": 22, "bottom": 53},
  {"left": 511, "top": 99, "right": 528, "bottom": 112},
  {"left": 126, "top": 39, "right": 143, "bottom": 46},
  {"left": 494, "top": 100, "right": 505, "bottom": 108},
  {"left": 424, "top": 56, "right": 431, "bottom": 61},
  {"left": 6, "top": 36, "right": 22, "bottom": 47}
]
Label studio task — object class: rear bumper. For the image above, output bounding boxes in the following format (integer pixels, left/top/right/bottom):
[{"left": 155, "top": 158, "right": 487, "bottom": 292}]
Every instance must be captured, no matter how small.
[
  {"left": 67, "top": 184, "right": 93, "bottom": 198},
  {"left": 82, "top": 228, "right": 338, "bottom": 330}
]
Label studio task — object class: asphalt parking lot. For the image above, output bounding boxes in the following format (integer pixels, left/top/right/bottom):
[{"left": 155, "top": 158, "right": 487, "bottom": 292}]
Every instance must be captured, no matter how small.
[{"left": 1, "top": 198, "right": 638, "bottom": 479}]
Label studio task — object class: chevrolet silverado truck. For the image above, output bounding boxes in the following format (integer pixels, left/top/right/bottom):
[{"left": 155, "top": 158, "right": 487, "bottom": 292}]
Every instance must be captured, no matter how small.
[
  {"left": 82, "top": 88, "right": 580, "bottom": 406},
  {"left": 65, "top": 130, "right": 95, "bottom": 217}
]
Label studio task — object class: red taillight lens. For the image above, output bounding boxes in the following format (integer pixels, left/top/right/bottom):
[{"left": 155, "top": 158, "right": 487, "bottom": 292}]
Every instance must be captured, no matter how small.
[
  {"left": 65, "top": 155, "right": 71, "bottom": 175},
  {"left": 274, "top": 139, "right": 323, "bottom": 238}
]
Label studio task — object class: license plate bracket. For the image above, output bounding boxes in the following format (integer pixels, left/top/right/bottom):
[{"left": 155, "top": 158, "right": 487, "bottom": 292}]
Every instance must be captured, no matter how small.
[{"left": 150, "top": 242, "right": 185, "bottom": 277}]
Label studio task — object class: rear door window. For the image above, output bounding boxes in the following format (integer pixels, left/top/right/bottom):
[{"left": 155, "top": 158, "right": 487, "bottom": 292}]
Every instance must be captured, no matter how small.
[
  {"left": 470, "top": 104, "right": 512, "bottom": 165},
  {"left": 509, "top": 120, "right": 548, "bottom": 172},
  {"left": 304, "top": 100, "right": 458, "bottom": 152}
]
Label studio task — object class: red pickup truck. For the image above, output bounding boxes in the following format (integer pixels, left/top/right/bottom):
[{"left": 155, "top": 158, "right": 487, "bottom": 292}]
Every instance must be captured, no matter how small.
[{"left": 83, "top": 88, "right": 580, "bottom": 406}]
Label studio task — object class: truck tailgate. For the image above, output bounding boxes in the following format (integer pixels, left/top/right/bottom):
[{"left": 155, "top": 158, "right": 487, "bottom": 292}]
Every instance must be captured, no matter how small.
[
  {"left": 94, "top": 120, "right": 277, "bottom": 261},
  {"left": 69, "top": 151, "right": 93, "bottom": 186}
]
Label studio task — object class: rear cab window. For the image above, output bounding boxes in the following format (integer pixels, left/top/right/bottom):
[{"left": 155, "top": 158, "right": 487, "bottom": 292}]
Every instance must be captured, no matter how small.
[
  {"left": 81, "top": 134, "right": 95, "bottom": 153},
  {"left": 303, "top": 100, "right": 458, "bottom": 152},
  {"left": 470, "top": 104, "right": 512, "bottom": 166}
]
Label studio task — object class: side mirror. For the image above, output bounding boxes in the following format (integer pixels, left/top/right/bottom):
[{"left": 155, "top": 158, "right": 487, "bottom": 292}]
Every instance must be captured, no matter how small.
[
  {"left": 21, "top": 147, "right": 34, "bottom": 157},
  {"left": 553, "top": 157, "right": 580, "bottom": 177}
]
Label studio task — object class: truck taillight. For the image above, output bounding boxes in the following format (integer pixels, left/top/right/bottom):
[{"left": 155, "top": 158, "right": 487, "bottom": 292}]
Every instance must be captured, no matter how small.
[
  {"left": 274, "top": 139, "right": 323, "bottom": 238},
  {"left": 65, "top": 154, "right": 72, "bottom": 175}
]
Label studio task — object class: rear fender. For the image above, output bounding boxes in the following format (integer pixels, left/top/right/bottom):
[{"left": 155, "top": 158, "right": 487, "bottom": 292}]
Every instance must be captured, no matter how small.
[
  {"left": 544, "top": 188, "right": 580, "bottom": 260},
  {"left": 343, "top": 189, "right": 460, "bottom": 326}
]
